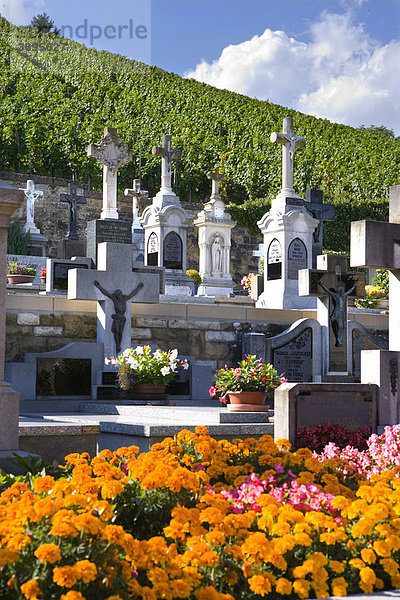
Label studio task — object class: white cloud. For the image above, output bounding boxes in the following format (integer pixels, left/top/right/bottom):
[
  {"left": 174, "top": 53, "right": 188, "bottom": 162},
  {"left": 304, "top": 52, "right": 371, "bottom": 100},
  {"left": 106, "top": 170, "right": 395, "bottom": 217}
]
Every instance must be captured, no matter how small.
[
  {"left": 3, "top": 0, "right": 46, "bottom": 25},
  {"left": 185, "top": 12, "right": 400, "bottom": 135}
]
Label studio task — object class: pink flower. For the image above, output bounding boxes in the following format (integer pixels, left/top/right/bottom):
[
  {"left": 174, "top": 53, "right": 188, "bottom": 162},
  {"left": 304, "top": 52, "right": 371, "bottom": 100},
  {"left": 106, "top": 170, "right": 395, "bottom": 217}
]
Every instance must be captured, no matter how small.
[{"left": 209, "top": 386, "right": 217, "bottom": 397}]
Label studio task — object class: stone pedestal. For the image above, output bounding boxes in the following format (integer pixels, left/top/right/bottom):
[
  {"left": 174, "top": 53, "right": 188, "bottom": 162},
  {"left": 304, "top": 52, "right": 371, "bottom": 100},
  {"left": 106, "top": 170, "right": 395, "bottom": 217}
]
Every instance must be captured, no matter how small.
[
  {"left": 141, "top": 193, "right": 194, "bottom": 296},
  {"left": 361, "top": 350, "right": 400, "bottom": 427},
  {"left": 194, "top": 198, "right": 235, "bottom": 296},
  {"left": 256, "top": 199, "right": 319, "bottom": 309}
]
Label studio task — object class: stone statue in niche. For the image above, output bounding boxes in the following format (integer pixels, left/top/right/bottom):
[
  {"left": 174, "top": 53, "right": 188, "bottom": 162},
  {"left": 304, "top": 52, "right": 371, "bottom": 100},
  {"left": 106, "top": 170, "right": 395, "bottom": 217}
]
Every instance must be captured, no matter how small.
[
  {"left": 319, "top": 282, "right": 355, "bottom": 347},
  {"left": 211, "top": 236, "right": 223, "bottom": 272},
  {"left": 94, "top": 280, "right": 144, "bottom": 355}
]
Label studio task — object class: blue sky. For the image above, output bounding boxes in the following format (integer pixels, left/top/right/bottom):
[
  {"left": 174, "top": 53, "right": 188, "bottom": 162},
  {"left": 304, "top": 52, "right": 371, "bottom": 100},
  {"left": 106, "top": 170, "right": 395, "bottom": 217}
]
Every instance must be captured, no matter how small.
[{"left": 3, "top": 0, "right": 400, "bottom": 133}]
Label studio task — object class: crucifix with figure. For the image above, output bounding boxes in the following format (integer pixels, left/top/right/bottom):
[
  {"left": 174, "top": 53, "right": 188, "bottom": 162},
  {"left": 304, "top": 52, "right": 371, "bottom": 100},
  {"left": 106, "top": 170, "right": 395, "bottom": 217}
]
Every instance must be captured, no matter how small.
[
  {"left": 59, "top": 183, "right": 87, "bottom": 240},
  {"left": 19, "top": 180, "right": 43, "bottom": 235},
  {"left": 299, "top": 254, "right": 365, "bottom": 376},
  {"left": 305, "top": 189, "right": 335, "bottom": 267},
  {"left": 152, "top": 134, "right": 182, "bottom": 194},
  {"left": 124, "top": 179, "right": 148, "bottom": 231},
  {"left": 270, "top": 117, "right": 305, "bottom": 202},
  {"left": 87, "top": 127, "right": 132, "bottom": 220},
  {"left": 68, "top": 242, "right": 159, "bottom": 360}
]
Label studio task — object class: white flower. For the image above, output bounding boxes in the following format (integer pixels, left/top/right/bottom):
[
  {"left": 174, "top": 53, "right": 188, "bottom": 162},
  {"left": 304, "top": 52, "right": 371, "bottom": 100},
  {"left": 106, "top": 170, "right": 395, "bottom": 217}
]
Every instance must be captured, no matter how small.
[
  {"left": 170, "top": 349, "right": 178, "bottom": 360},
  {"left": 134, "top": 346, "right": 144, "bottom": 355},
  {"left": 127, "top": 357, "right": 139, "bottom": 368},
  {"left": 182, "top": 361, "right": 189, "bottom": 370},
  {"left": 122, "top": 348, "right": 131, "bottom": 357},
  {"left": 105, "top": 358, "right": 110, "bottom": 365},
  {"left": 161, "top": 366, "right": 170, "bottom": 376}
]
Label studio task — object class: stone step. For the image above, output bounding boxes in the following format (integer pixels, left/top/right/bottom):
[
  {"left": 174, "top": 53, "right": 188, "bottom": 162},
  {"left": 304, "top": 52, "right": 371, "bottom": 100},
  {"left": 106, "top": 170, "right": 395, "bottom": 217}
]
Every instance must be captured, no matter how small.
[{"left": 79, "top": 403, "right": 273, "bottom": 424}]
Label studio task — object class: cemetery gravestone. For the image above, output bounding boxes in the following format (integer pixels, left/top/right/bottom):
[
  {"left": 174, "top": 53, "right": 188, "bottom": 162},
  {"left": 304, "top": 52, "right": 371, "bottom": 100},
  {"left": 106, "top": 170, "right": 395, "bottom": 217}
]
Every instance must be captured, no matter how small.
[
  {"left": 351, "top": 184, "right": 400, "bottom": 426},
  {"left": 256, "top": 118, "right": 319, "bottom": 309},
  {"left": 305, "top": 189, "right": 335, "bottom": 268},
  {"left": 299, "top": 254, "right": 365, "bottom": 378},
  {"left": 274, "top": 382, "right": 378, "bottom": 449},
  {"left": 194, "top": 166, "right": 235, "bottom": 296},
  {"left": 44, "top": 257, "right": 92, "bottom": 293},
  {"left": 141, "top": 134, "right": 194, "bottom": 295},
  {"left": 19, "top": 180, "right": 48, "bottom": 257},
  {"left": 86, "top": 127, "right": 132, "bottom": 266},
  {"left": 124, "top": 179, "right": 148, "bottom": 263},
  {"left": 59, "top": 183, "right": 86, "bottom": 258}
]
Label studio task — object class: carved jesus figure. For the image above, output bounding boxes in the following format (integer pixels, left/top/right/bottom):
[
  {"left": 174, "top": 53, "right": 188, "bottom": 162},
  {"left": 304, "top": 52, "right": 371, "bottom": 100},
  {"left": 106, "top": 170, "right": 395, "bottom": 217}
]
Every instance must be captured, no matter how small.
[
  {"left": 319, "top": 282, "right": 355, "bottom": 347},
  {"left": 94, "top": 280, "right": 143, "bottom": 354}
]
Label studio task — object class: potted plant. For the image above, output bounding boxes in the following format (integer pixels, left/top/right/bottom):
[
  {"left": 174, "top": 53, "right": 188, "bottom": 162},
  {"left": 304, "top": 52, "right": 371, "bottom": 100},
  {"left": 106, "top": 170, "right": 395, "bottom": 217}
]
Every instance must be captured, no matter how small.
[
  {"left": 40, "top": 265, "right": 46, "bottom": 284},
  {"left": 186, "top": 269, "right": 202, "bottom": 294},
  {"left": 209, "top": 355, "right": 287, "bottom": 412},
  {"left": 7, "top": 262, "right": 36, "bottom": 284},
  {"left": 106, "top": 345, "right": 189, "bottom": 398}
]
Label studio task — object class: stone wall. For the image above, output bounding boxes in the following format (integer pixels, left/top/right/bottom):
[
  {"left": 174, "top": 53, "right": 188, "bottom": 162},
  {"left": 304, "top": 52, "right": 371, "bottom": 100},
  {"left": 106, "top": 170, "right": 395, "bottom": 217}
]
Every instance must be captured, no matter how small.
[
  {"left": 0, "top": 171, "right": 260, "bottom": 288},
  {"left": 5, "top": 292, "right": 389, "bottom": 373}
]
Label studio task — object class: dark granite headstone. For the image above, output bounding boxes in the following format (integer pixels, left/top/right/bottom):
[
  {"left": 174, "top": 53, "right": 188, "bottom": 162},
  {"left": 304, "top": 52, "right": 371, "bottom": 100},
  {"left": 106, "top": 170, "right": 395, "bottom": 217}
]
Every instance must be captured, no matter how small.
[
  {"left": 296, "top": 389, "right": 374, "bottom": 430},
  {"left": 272, "top": 327, "right": 313, "bottom": 382},
  {"left": 37, "top": 358, "right": 91, "bottom": 396},
  {"left": 163, "top": 232, "right": 183, "bottom": 269},
  {"left": 62, "top": 239, "right": 85, "bottom": 260},
  {"left": 288, "top": 238, "right": 307, "bottom": 280},
  {"left": 53, "top": 261, "right": 89, "bottom": 291},
  {"left": 267, "top": 238, "right": 282, "bottom": 280},
  {"left": 87, "top": 219, "right": 131, "bottom": 266},
  {"left": 147, "top": 232, "right": 159, "bottom": 267}
]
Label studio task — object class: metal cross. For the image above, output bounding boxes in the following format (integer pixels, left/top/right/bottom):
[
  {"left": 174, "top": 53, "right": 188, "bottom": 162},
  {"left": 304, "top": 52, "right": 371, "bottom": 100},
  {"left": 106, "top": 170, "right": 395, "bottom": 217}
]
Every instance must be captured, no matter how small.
[{"left": 59, "top": 183, "right": 87, "bottom": 240}]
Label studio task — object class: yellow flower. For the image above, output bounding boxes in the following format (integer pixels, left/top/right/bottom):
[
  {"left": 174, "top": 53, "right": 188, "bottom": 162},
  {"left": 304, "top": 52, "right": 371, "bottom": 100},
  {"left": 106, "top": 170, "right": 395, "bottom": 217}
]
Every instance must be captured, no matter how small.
[
  {"left": 380, "top": 558, "right": 399, "bottom": 576},
  {"left": 34, "top": 543, "right": 61, "bottom": 564},
  {"left": 74, "top": 560, "right": 97, "bottom": 583},
  {"left": 361, "top": 549, "right": 376, "bottom": 564},
  {"left": 275, "top": 577, "right": 292, "bottom": 595},
  {"left": 373, "top": 540, "right": 392, "bottom": 557},
  {"left": 20, "top": 579, "right": 41, "bottom": 600},
  {"left": 53, "top": 566, "right": 78, "bottom": 588},
  {"left": 248, "top": 574, "right": 272, "bottom": 596},
  {"left": 331, "top": 577, "right": 348, "bottom": 597},
  {"left": 360, "top": 566, "right": 376, "bottom": 585},
  {"left": 329, "top": 561, "right": 345, "bottom": 574},
  {"left": 60, "top": 593, "right": 86, "bottom": 600},
  {"left": 293, "top": 578, "right": 311, "bottom": 599}
]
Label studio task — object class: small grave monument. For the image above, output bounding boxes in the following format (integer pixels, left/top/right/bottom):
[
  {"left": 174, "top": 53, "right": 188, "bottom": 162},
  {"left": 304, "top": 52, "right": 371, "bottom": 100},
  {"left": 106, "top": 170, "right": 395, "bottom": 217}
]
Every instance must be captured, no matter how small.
[
  {"left": 124, "top": 178, "right": 148, "bottom": 263},
  {"left": 256, "top": 118, "right": 319, "bottom": 308},
  {"left": 351, "top": 184, "right": 400, "bottom": 427},
  {"left": 68, "top": 242, "right": 160, "bottom": 362},
  {"left": 19, "top": 180, "right": 48, "bottom": 256},
  {"left": 299, "top": 254, "right": 365, "bottom": 379},
  {"left": 194, "top": 166, "right": 235, "bottom": 296},
  {"left": 59, "top": 183, "right": 87, "bottom": 259},
  {"left": 86, "top": 127, "right": 132, "bottom": 266},
  {"left": 141, "top": 134, "right": 194, "bottom": 295}
]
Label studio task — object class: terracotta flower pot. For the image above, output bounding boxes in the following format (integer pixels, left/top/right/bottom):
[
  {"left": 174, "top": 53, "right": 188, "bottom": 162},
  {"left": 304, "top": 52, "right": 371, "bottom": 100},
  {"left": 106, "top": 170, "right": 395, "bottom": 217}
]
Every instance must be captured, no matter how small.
[
  {"left": 119, "top": 383, "right": 167, "bottom": 402},
  {"left": 226, "top": 391, "right": 270, "bottom": 412},
  {"left": 7, "top": 274, "right": 35, "bottom": 284}
]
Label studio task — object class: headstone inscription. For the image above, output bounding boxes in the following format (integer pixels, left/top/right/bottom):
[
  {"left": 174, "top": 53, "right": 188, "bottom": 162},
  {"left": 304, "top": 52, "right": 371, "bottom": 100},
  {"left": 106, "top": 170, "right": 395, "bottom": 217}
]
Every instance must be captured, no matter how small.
[
  {"left": 299, "top": 254, "right": 365, "bottom": 377},
  {"left": 194, "top": 166, "right": 235, "bottom": 296},
  {"left": 59, "top": 183, "right": 87, "bottom": 258},
  {"left": 163, "top": 232, "right": 182, "bottom": 269},
  {"left": 68, "top": 242, "right": 160, "bottom": 361},
  {"left": 274, "top": 382, "right": 378, "bottom": 449},
  {"left": 256, "top": 118, "right": 319, "bottom": 309},
  {"left": 0, "top": 180, "right": 25, "bottom": 465},
  {"left": 86, "top": 219, "right": 131, "bottom": 267},
  {"left": 147, "top": 232, "right": 159, "bottom": 266},
  {"left": 351, "top": 184, "right": 400, "bottom": 426}
]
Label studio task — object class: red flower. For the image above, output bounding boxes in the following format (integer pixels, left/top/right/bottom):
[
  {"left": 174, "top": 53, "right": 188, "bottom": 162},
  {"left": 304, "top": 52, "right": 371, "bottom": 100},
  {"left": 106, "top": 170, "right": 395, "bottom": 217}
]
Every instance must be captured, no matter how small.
[{"left": 209, "top": 386, "right": 217, "bottom": 397}]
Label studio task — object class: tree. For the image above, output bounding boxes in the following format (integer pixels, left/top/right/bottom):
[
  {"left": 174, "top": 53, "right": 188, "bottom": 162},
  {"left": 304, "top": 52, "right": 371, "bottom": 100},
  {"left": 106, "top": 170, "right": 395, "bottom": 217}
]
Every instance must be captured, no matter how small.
[
  {"left": 30, "top": 13, "right": 59, "bottom": 35},
  {"left": 358, "top": 124, "right": 397, "bottom": 139}
]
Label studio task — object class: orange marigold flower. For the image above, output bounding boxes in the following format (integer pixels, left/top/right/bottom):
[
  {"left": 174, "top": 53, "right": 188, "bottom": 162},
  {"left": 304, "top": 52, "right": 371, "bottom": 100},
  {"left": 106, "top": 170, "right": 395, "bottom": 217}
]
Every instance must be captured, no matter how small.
[
  {"left": 20, "top": 579, "right": 41, "bottom": 600},
  {"left": 32, "top": 476, "right": 55, "bottom": 494},
  {"left": 60, "top": 592, "right": 86, "bottom": 600},
  {"left": 293, "top": 578, "right": 311, "bottom": 599},
  {"left": 331, "top": 577, "right": 348, "bottom": 597},
  {"left": 380, "top": 558, "right": 399, "bottom": 577},
  {"left": 329, "top": 561, "right": 345, "bottom": 574},
  {"left": 74, "top": 560, "right": 97, "bottom": 583},
  {"left": 360, "top": 566, "right": 376, "bottom": 586},
  {"left": 248, "top": 574, "right": 272, "bottom": 596},
  {"left": 100, "top": 480, "right": 124, "bottom": 499},
  {"left": 361, "top": 549, "right": 376, "bottom": 564},
  {"left": 53, "top": 566, "right": 78, "bottom": 588},
  {"left": 373, "top": 540, "right": 392, "bottom": 557},
  {"left": 34, "top": 543, "right": 61, "bottom": 564},
  {"left": 275, "top": 577, "right": 292, "bottom": 595},
  {"left": 195, "top": 426, "right": 208, "bottom": 435}
]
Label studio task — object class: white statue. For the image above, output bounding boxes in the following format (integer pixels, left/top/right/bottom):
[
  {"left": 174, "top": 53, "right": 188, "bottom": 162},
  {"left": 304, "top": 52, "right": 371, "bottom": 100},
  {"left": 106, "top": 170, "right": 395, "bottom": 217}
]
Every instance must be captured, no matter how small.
[{"left": 212, "top": 236, "right": 223, "bottom": 272}]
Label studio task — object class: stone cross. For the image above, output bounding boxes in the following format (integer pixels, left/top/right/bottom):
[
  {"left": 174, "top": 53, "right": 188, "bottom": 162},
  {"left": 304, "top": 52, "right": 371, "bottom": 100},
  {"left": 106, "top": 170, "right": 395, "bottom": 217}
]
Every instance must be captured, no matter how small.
[
  {"left": 351, "top": 185, "right": 400, "bottom": 351},
  {"left": 19, "top": 180, "right": 43, "bottom": 234},
  {"left": 152, "top": 134, "right": 182, "bottom": 194},
  {"left": 124, "top": 179, "right": 148, "bottom": 230},
  {"left": 305, "top": 189, "right": 335, "bottom": 267},
  {"left": 207, "top": 166, "right": 224, "bottom": 201},
  {"left": 299, "top": 254, "right": 365, "bottom": 375},
  {"left": 59, "top": 183, "right": 87, "bottom": 240},
  {"left": 68, "top": 242, "right": 159, "bottom": 360},
  {"left": 270, "top": 117, "right": 305, "bottom": 197},
  {"left": 87, "top": 127, "right": 133, "bottom": 220}
]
